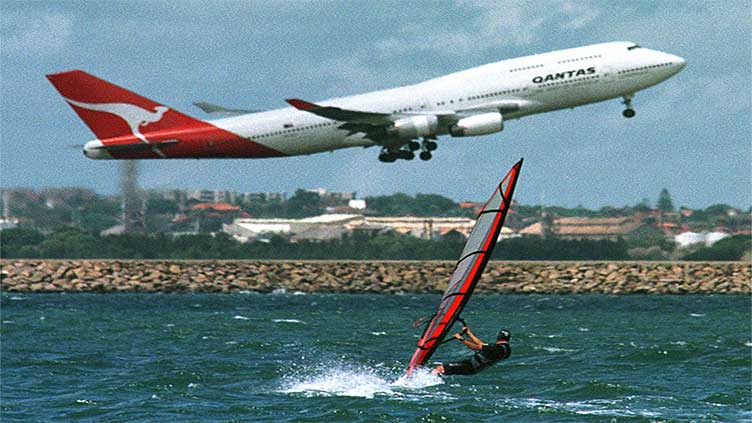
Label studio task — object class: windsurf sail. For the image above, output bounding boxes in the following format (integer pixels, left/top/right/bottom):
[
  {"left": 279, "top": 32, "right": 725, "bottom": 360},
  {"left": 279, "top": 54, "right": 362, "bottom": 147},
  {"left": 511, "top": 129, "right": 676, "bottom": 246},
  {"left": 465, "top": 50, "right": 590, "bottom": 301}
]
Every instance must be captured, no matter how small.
[{"left": 407, "top": 159, "right": 523, "bottom": 373}]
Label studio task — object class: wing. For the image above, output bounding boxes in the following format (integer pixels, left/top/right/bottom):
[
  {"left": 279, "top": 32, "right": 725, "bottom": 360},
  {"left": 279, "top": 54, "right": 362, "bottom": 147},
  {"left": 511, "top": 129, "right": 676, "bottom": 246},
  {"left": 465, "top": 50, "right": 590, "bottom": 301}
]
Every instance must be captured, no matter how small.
[
  {"left": 286, "top": 97, "right": 528, "bottom": 143},
  {"left": 286, "top": 98, "right": 392, "bottom": 125}
]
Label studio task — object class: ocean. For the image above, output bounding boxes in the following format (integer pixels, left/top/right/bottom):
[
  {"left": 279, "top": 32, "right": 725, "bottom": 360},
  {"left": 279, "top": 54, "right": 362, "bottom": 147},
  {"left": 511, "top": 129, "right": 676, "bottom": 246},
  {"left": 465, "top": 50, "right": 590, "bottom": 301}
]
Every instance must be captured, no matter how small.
[{"left": 1, "top": 292, "right": 749, "bottom": 422}]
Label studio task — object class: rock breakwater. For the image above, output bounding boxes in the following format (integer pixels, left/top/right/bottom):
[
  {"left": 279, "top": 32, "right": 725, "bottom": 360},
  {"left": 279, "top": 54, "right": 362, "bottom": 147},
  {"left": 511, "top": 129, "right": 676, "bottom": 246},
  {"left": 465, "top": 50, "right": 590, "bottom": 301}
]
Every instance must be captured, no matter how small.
[{"left": 1, "top": 260, "right": 749, "bottom": 294}]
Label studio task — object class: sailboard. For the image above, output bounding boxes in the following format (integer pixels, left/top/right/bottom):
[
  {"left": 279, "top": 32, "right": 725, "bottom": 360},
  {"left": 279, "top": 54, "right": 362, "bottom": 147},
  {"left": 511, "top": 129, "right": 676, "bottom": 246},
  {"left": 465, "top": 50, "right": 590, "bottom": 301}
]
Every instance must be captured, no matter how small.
[{"left": 407, "top": 158, "right": 523, "bottom": 373}]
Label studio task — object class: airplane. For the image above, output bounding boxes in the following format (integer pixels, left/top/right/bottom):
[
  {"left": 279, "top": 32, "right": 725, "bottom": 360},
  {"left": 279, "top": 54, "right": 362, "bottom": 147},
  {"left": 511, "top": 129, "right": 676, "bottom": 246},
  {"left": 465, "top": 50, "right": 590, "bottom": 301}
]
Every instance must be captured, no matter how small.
[{"left": 47, "top": 41, "right": 685, "bottom": 163}]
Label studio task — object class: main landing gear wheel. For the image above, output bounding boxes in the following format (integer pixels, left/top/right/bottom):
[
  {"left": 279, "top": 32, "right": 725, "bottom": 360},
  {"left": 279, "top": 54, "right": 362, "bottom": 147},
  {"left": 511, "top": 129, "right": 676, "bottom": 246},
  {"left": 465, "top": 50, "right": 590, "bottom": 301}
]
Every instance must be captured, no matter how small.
[
  {"left": 419, "top": 151, "right": 432, "bottom": 161},
  {"left": 408, "top": 141, "right": 421, "bottom": 151},
  {"left": 622, "top": 95, "right": 636, "bottom": 119},
  {"left": 399, "top": 149, "right": 415, "bottom": 160},
  {"left": 423, "top": 140, "right": 438, "bottom": 151},
  {"left": 378, "top": 147, "right": 397, "bottom": 162},
  {"left": 378, "top": 153, "right": 397, "bottom": 163}
]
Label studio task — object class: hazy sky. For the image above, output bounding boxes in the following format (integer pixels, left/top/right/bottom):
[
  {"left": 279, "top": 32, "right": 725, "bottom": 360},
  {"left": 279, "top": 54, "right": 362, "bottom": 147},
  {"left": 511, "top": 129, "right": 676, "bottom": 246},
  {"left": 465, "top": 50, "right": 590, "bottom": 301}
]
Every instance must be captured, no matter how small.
[{"left": 1, "top": 1, "right": 750, "bottom": 208}]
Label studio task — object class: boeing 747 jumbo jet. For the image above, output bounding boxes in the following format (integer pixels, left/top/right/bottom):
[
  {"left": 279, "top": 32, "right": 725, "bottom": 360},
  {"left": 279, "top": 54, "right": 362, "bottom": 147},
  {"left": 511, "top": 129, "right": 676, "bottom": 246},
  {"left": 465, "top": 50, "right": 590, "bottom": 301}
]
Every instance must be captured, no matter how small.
[{"left": 48, "top": 42, "right": 685, "bottom": 163}]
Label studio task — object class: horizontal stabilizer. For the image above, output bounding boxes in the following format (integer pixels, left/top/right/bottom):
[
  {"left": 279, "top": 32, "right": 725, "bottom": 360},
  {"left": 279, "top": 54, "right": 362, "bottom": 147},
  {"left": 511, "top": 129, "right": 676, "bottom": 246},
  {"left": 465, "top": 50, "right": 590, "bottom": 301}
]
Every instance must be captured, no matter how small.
[
  {"left": 89, "top": 139, "right": 179, "bottom": 152},
  {"left": 193, "top": 101, "right": 261, "bottom": 116}
]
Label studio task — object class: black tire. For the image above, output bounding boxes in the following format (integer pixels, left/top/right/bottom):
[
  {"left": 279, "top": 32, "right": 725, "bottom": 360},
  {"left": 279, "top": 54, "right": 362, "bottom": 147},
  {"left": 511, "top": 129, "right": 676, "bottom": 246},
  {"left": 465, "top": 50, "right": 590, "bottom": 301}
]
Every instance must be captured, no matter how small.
[
  {"left": 419, "top": 151, "right": 432, "bottom": 161},
  {"left": 379, "top": 153, "right": 396, "bottom": 163},
  {"left": 622, "top": 108, "right": 636, "bottom": 118},
  {"left": 408, "top": 141, "right": 421, "bottom": 151},
  {"left": 425, "top": 141, "right": 438, "bottom": 151},
  {"left": 399, "top": 150, "right": 415, "bottom": 160}
]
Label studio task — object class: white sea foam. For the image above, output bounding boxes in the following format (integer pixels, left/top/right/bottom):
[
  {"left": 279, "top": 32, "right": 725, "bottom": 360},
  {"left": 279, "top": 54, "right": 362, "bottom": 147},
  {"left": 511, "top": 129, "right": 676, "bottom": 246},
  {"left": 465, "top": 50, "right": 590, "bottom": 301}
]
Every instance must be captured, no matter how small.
[
  {"left": 536, "top": 346, "right": 577, "bottom": 353},
  {"left": 370, "top": 331, "right": 387, "bottom": 336},
  {"left": 745, "top": 341, "right": 752, "bottom": 347},
  {"left": 281, "top": 368, "right": 394, "bottom": 398},
  {"left": 9, "top": 296, "right": 27, "bottom": 301},
  {"left": 233, "top": 315, "right": 250, "bottom": 320},
  {"left": 499, "top": 397, "right": 661, "bottom": 418},
  {"left": 690, "top": 313, "right": 706, "bottom": 317},
  {"left": 271, "top": 288, "right": 287, "bottom": 295},
  {"left": 280, "top": 364, "right": 443, "bottom": 399},
  {"left": 392, "top": 367, "right": 444, "bottom": 389},
  {"left": 75, "top": 399, "right": 96, "bottom": 405},
  {"left": 273, "top": 319, "right": 306, "bottom": 324}
]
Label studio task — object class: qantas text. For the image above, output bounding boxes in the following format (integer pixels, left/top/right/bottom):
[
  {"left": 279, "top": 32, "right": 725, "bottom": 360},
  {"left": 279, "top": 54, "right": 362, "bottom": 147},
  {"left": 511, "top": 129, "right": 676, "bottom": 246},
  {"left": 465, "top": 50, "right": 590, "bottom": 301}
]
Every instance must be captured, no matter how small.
[{"left": 532, "top": 67, "right": 596, "bottom": 84}]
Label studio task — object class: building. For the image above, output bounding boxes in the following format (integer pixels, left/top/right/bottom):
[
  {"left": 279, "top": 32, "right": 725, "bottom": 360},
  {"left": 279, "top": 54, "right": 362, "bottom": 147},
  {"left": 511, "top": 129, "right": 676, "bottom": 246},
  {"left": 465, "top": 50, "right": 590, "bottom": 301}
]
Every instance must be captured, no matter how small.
[
  {"left": 224, "top": 214, "right": 363, "bottom": 242},
  {"left": 363, "top": 216, "right": 476, "bottom": 240},
  {"left": 674, "top": 231, "right": 729, "bottom": 248},
  {"left": 519, "top": 217, "right": 651, "bottom": 241},
  {"left": 188, "top": 189, "right": 237, "bottom": 204},
  {"left": 0, "top": 218, "right": 18, "bottom": 231}
]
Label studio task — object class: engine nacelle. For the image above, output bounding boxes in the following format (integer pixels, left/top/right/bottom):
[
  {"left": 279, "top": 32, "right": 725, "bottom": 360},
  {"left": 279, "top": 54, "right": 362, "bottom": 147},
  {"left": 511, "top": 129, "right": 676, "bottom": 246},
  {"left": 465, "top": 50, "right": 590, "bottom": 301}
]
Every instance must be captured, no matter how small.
[
  {"left": 389, "top": 115, "right": 439, "bottom": 139},
  {"left": 449, "top": 113, "right": 504, "bottom": 137}
]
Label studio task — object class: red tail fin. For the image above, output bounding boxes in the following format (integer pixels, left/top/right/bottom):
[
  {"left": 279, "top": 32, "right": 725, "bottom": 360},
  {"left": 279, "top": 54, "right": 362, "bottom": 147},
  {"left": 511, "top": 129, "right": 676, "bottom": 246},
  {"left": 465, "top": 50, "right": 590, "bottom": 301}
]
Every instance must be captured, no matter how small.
[{"left": 46, "top": 70, "right": 201, "bottom": 142}]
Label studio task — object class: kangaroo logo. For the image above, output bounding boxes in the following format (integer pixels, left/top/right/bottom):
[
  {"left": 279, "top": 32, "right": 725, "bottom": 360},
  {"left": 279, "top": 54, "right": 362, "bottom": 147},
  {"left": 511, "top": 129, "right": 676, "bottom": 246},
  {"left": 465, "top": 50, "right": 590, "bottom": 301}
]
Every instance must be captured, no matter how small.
[{"left": 64, "top": 97, "right": 169, "bottom": 143}]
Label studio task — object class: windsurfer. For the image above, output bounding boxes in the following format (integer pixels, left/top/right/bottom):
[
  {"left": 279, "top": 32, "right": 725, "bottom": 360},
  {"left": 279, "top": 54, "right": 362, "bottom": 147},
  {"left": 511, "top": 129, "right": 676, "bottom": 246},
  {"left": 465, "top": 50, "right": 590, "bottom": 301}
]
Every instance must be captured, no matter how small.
[{"left": 432, "top": 326, "right": 511, "bottom": 375}]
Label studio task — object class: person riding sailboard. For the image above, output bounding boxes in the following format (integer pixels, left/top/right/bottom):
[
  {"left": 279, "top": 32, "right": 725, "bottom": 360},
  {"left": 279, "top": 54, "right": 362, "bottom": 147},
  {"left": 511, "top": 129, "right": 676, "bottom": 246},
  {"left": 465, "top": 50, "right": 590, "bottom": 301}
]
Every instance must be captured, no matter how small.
[
  {"left": 432, "top": 323, "right": 511, "bottom": 375},
  {"left": 407, "top": 159, "right": 523, "bottom": 376}
]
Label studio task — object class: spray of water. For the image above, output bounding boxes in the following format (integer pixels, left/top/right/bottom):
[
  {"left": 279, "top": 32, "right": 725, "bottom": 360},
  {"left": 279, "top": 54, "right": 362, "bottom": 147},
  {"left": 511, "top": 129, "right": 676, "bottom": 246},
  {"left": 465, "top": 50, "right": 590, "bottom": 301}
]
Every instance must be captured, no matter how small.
[{"left": 279, "top": 362, "right": 443, "bottom": 399}]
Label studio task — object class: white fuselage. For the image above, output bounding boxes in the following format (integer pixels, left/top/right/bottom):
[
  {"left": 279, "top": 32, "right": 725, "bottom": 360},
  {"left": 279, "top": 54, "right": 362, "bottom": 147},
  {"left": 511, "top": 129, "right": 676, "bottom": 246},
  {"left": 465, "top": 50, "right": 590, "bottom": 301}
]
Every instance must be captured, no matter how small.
[{"left": 207, "top": 42, "right": 685, "bottom": 157}]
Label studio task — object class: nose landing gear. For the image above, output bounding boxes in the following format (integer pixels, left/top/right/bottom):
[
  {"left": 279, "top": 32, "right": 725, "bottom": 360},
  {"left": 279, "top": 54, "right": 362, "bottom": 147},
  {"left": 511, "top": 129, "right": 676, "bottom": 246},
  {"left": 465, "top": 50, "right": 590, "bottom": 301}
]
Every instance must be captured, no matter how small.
[{"left": 622, "top": 95, "right": 636, "bottom": 118}]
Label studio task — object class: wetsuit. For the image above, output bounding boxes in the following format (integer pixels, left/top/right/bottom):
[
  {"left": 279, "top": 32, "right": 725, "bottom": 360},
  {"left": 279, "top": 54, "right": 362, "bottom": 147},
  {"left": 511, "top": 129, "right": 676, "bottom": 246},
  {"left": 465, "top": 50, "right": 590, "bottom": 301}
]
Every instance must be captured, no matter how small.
[{"left": 442, "top": 342, "right": 511, "bottom": 375}]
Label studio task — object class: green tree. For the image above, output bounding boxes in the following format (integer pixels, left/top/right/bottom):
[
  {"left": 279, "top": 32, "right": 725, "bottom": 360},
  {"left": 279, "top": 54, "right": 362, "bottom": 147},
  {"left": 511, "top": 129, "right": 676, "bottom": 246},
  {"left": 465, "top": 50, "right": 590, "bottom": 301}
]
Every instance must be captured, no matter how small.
[
  {"left": 683, "top": 235, "right": 751, "bottom": 261},
  {"left": 38, "top": 228, "right": 103, "bottom": 258},
  {"left": 286, "top": 190, "right": 323, "bottom": 218},
  {"left": 657, "top": 188, "right": 674, "bottom": 212},
  {"left": 0, "top": 228, "right": 45, "bottom": 258}
]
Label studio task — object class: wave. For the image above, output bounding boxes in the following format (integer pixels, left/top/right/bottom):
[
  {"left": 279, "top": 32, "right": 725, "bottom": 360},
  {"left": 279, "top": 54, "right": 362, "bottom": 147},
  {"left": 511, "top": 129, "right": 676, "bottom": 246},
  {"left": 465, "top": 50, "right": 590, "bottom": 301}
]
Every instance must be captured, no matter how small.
[{"left": 273, "top": 319, "right": 306, "bottom": 324}]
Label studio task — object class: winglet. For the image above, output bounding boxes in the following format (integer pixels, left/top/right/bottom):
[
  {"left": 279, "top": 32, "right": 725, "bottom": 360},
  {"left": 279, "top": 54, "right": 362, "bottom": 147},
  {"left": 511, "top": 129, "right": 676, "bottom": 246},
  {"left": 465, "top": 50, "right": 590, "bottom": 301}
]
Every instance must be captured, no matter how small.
[{"left": 285, "top": 98, "right": 318, "bottom": 111}]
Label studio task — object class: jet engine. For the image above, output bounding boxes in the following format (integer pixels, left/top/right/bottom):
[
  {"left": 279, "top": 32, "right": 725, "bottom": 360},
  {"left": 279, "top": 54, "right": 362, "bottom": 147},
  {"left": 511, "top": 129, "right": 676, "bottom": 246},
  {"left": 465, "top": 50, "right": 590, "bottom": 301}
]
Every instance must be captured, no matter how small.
[
  {"left": 449, "top": 113, "right": 504, "bottom": 137},
  {"left": 388, "top": 115, "right": 439, "bottom": 139}
]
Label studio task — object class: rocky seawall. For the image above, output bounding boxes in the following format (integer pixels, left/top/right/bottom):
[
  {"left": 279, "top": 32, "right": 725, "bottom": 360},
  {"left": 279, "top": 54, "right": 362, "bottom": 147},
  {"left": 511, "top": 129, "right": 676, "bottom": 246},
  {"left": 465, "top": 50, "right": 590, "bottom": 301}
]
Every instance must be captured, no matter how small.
[{"left": 1, "top": 260, "right": 749, "bottom": 294}]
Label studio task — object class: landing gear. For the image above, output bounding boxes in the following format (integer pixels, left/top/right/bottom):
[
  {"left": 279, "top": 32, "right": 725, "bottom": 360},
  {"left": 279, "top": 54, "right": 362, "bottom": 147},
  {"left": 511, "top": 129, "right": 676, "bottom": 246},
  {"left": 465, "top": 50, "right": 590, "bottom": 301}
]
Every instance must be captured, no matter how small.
[
  {"left": 379, "top": 138, "right": 438, "bottom": 162},
  {"left": 378, "top": 146, "right": 414, "bottom": 162},
  {"left": 622, "top": 95, "right": 636, "bottom": 118},
  {"left": 378, "top": 151, "right": 397, "bottom": 162},
  {"left": 399, "top": 149, "right": 415, "bottom": 160},
  {"left": 422, "top": 138, "right": 438, "bottom": 151},
  {"left": 416, "top": 137, "right": 437, "bottom": 161}
]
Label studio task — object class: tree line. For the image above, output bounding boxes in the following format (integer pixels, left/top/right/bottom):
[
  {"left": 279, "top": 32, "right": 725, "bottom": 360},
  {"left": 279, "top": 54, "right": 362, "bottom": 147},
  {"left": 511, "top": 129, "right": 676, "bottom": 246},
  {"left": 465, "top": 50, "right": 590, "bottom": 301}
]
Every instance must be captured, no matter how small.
[{"left": 2, "top": 227, "right": 748, "bottom": 261}]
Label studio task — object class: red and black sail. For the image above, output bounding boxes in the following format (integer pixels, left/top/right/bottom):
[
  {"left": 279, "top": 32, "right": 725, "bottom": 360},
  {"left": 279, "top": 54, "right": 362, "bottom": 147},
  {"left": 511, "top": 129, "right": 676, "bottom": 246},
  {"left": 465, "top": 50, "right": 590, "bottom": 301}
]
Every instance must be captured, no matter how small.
[{"left": 407, "top": 159, "right": 523, "bottom": 372}]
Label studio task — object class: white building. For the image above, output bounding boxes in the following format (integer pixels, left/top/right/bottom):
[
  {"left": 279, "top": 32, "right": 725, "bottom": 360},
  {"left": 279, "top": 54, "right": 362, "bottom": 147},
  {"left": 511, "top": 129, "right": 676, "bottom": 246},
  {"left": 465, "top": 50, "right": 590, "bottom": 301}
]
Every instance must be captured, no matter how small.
[
  {"left": 674, "top": 231, "right": 730, "bottom": 248},
  {"left": 224, "top": 214, "right": 363, "bottom": 242}
]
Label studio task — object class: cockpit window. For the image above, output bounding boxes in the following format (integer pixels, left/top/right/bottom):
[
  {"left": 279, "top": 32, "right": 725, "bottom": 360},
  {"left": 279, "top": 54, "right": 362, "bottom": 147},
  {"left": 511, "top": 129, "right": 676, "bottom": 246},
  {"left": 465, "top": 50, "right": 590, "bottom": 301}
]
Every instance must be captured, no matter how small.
[{"left": 627, "top": 44, "right": 641, "bottom": 50}]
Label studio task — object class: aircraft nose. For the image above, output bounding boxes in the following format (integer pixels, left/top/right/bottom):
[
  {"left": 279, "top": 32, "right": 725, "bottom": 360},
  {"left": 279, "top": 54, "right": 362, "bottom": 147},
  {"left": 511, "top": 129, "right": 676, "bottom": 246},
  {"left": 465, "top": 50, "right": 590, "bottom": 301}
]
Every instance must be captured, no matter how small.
[
  {"left": 665, "top": 53, "right": 686, "bottom": 72},
  {"left": 673, "top": 54, "right": 687, "bottom": 70}
]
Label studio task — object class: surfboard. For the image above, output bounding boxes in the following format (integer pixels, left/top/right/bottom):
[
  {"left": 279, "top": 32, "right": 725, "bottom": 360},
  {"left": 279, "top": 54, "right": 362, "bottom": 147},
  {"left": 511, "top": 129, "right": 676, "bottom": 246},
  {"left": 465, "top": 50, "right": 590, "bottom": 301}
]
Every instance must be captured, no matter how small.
[{"left": 407, "top": 159, "right": 523, "bottom": 373}]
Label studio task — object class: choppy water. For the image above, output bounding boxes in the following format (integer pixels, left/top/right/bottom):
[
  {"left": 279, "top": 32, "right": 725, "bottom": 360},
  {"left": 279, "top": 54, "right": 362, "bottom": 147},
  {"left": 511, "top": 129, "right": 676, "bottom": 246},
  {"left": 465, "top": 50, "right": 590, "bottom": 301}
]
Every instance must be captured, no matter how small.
[{"left": 1, "top": 292, "right": 750, "bottom": 422}]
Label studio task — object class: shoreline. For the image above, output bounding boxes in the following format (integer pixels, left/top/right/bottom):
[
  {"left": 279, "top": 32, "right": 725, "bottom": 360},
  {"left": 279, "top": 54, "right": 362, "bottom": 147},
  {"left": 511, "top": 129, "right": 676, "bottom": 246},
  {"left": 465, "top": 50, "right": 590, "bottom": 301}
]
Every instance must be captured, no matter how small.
[{"left": 1, "top": 260, "right": 749, "bottom": 294}]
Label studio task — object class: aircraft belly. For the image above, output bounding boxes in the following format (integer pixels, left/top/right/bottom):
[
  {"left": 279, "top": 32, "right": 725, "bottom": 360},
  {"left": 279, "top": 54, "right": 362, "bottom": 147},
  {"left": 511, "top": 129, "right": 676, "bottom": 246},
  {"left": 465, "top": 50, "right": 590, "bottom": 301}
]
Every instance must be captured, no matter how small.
[{"left": 260, "top": 129, "right": 370, "bottom": 156}]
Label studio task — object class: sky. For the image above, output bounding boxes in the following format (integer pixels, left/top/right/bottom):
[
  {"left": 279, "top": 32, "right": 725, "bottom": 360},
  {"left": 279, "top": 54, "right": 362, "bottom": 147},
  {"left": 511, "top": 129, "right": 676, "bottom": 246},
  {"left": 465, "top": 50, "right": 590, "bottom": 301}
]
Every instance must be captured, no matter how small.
[{"left": 1, "top": 0, "right": 750, "bottom": 209}]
